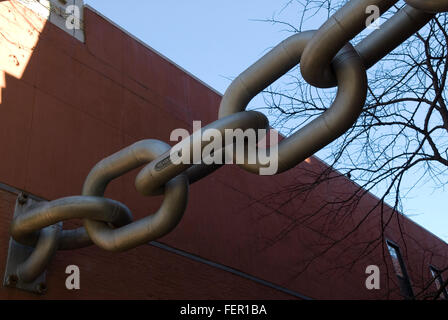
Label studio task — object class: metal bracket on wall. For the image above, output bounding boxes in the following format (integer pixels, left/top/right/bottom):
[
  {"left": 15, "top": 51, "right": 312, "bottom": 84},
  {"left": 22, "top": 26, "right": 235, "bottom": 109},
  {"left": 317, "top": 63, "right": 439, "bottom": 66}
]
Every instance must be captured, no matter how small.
[{"left": 3, "top": 194, "right": 49, "bottom": 295}]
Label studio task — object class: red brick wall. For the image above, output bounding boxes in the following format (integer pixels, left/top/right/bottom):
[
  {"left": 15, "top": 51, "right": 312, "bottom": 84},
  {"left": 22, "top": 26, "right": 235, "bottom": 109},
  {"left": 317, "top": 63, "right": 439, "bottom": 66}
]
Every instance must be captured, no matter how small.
[{"left": 0, "top": 1, "right": 447, "bottom": 299}]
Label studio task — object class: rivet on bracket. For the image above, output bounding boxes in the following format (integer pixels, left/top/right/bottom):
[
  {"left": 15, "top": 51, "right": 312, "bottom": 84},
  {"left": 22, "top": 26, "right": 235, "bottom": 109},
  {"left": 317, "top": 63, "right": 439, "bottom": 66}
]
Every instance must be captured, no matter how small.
[{"left": 3, "top": 195, "right": 54, "bottom": 295}]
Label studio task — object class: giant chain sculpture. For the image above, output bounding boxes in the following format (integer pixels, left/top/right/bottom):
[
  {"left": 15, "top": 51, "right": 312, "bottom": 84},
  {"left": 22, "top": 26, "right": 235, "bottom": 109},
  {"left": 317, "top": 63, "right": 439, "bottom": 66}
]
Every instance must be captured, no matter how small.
[{"left": 5, "top": 0, "right": 448, "bottom": 290}]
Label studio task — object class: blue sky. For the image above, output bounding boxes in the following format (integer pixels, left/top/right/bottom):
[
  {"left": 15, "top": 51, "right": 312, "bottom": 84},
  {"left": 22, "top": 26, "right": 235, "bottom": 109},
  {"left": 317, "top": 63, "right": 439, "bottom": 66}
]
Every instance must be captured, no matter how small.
[{"left": 83, "top": 0, "right": 447, "bottom": 243}]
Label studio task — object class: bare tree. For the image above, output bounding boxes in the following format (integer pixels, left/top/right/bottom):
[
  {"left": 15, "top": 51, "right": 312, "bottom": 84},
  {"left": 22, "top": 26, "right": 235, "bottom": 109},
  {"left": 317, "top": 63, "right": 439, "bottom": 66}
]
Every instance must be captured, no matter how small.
[{"left": 252, "top": 0, "right": 448, "bottom": 299}]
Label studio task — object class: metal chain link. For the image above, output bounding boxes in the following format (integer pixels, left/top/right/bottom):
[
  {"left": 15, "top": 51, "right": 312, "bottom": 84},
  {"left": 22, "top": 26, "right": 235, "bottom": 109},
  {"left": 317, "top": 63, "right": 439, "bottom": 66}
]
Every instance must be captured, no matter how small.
[{"left": 9, "top": 0, "right": 447, "bottom": 283}]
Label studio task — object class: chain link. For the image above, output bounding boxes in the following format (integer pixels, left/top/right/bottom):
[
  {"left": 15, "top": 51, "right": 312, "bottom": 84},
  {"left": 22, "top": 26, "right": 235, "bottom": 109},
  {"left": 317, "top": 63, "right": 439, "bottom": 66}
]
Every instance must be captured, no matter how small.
[
  {"left": 9, "top": 0, "right": 448, "bottom": 282},
  {"left": 219, "top": 30, "right": 367, "bottom": 174},
  {"left": 405, "top": 0, "right": 448, "bottom": 13}
]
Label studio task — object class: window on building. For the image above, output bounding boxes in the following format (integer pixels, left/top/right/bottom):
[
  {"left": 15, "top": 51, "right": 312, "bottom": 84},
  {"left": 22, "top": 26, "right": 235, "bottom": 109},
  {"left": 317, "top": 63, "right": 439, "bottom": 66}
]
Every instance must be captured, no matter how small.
[
  {"left": 430, "top": 266, "right": 448, "bottom": 300},
  {"left": 386, "top": 240, "right": 414, "bottom": 299}
]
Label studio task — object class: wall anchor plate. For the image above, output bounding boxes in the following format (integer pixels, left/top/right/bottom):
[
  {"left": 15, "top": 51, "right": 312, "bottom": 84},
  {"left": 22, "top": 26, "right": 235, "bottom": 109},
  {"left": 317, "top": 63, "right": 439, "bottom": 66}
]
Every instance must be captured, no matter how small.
[{"left": 2, "top": 195, "right": 47, "bottom": 295}]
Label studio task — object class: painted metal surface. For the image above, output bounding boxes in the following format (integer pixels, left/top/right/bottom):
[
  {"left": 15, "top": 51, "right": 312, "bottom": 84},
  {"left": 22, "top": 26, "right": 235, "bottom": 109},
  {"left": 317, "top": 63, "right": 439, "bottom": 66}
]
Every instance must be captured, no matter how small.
[
  {"left": 82, "top": 140, "right": 189, "bottom": 252},
  {"left": 0, "top": 0, "right": 448, "bottom": 298},
  {"left": 6, "top": 0, "right": 448, "bottom": 292},
  {"left": 3, "top": 196, "right": 51, "bottom": 294},
  {"left": 405, "top": 0, "right": 448, "bottom": 13},
  {"left": 218, "top": 31, "right": 367, "bottom": 173}
]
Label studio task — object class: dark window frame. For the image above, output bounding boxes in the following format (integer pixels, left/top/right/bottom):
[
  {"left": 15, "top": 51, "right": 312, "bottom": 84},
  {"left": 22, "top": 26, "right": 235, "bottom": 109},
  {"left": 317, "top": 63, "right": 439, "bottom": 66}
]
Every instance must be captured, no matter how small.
[
  {"left": 430, "top": 265, "right": 448, "bottom": 300},
  {"left": 386, "top": 239, "right": 415, "bottom": 299}
]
